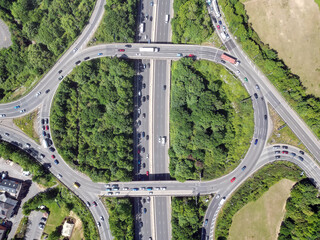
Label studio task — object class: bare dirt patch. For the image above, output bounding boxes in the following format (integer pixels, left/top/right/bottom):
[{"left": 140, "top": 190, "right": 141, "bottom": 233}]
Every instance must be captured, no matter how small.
[
  {"left": 69, "top": 211, "right": 84, "bottom": 240},
  {"left": 229, "top": 179, "right": 295, "bottom": 240},
  {"left": 244, "top": 0, "right": 320, "bottom": 97}
]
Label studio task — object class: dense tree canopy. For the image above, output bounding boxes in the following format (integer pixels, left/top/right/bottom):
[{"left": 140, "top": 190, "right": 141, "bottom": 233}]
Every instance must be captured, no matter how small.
[
  {"left": 219, "top": 0, "right": 320, "bottom": 139},
  {"left": 0, "top": 0, "right": 95, "bottom": 101},
  {"left": 93, "top": 0, "right": 137, "bottom": 44},
  {"left": 51, "top": 58, "right": 134, "bottom": 182},
  {"left": 172, "top": 197, "right": 208, "bottom": 240},
  {"left": 104, "top": 198, "right": 134, "bottom": 240},
  {"left": 279, "top": 179, "right": 320, "bottom": 240},
  {"left": 172, "top": 0, "right": 213, "bottom": 44},
  {"left": 170, "top": 58, "right": 254, "bottom": 181}
]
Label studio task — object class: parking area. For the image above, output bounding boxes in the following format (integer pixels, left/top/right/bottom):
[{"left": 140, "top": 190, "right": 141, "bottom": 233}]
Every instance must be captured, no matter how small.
[{"left": 25, "top": 211, "right": 47, "bottom": 240}]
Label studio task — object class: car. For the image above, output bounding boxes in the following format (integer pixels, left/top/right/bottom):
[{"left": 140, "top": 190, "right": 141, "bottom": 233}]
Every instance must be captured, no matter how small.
[
  {"left": 150, "top": 1, "right": 153, "bottom": 6},
  {"left": 217, "top": 25, "right": 220, "bottom": 30},
  {"left": 142, "top": 83, "right": 146, "bottom": 89},
  {"left": 0, "top": 114, "right": 6, "bottom": 117},
  {"left": 140, "top": 187, "right": 145, "bottom": 190},
  {"left": 146, "top": 95, "right": 149, "bottom": 100},
  {"left": 221, "top": 59, "right": 226, "bottom": 64},
  {"left": 204, "top": 219, "right": 208, "bottom": 226},
  {"left": 20, "top": 109, "right": 26, "bottom": 113},
  {"left": 236, "top": 70, "right": 240, "bottom": 75},
  {"left": 45, "top": 89, "right": 50, "bottom": 94},
  {"left": 107, "top": 192, "right": 113, "bottom": 195},
  {"left": 142, "top": 147, "right": 145, "bottom": 153},
  {"left": 125, "top": 44, "right": 132, "bottom": 48},
  {"left": 106, "top": 188, "right": 112, "bottom": 191},
  {"left": 86, "top": 201, "right": 91, "bottom": 207},
  {"left": 188, "top": 54, "right": 195, "bottom": 57},
  {"left": 41, "top": 119, "right": 45, "bottom": 124},
  {"left": 4, "top": 133, "right": 9, "bottom": 137},
  {"left": 14, "top": 105, "right": 20, "bottom": 109},
  {"left": 282, "top": 146, "right": 288, "bottom": 149},
  {"left": 38, "top": 223, "right": 45, "bottom": 229},
  {"left": 142, "top": 96, "right": 146, "bottom": 102},
  {"left": 241, "top": 166, "right": 247, "bottom": 171},
  {"left": 146, "top": 154, "right": 149, "bottom": 159},
  {"left": 57, "top": 174, "right": 62, "bottom": 179},
  {"left": 75, "top": 60, "right": 81, "bottom": 65},
  {"left": 298, "top": 156, "right": 304, "bottom": 161},
  {"left": 142, "top": 113, "right": 146, "bottom": 118},
  {"left": 45, "top": 125, "right": 49, "bottom": 130},
  {"left": 41, "top": 217, "right": 47, "bottom": 222},
  {"left": 254, "top": 139, "right": 258, "bottom": 145},
  {"left": 146, "top": 197, "right": 150, "bottom": 203},
  {"left": 115, "top": 192, "right": 120, "bottom": 195},
  {"left": 282, "top": 151, "right": 288, "bottom": 154},
  {"left": 137, "top": 148, "right": 141, "bottom": 154},
  {"left": 275, "top": 155, "right": 281, "bottom": 159},
  {"left": 244, "top": 77, "right": 248, "bottom": 82},
  {"left": 290, "top": 152, "right": 296, "bottom": 157},
  {"left": 163, "top": 85, "right": 167, "bottom": 90},
  {"left": 256, "top": 84, "right": 260, "bottom": 90},
  {"left": 138, "top": 133, "right": 141, "bottom": 139},
  {"left": 155, "top": 187, "right": 160, "bottom": 190},
  {"left": 84, "top": 57, "right": 90, "bottom": 61},
  {"left": 138, "top": 120, "right": 141, "bottom": 126},
  {"left": 142, "top": 132, "right": 145, "bottom": 137},
  {"left": 254, "top": 93, "right": 258, "bottom": 99},
  {"left": 142, "top": 163, "right": 146, "bottom": 168},
  {"left": 218, "top": 20, "right": 222, "bottom": 25},
  {"left": 123, "top": 187, "right": 128, "bottom": 190},
  {"left": 42, "top": 126, "right": 46, "bottom": 130},
  {"left": 145, "top": 14, "right": 149, "bottom": 20},
  {"left": 25, "top": 143, "right": 31, "bottom": 148},
  {"left": 222, "top": 26, "right": 226, "bottom": 31},
  {"left": 73, "top": 182, "right": 80, "bottom": 188},
  {"left": 161, "top": 187, "right": 166, "bottom": 190},
  {"left": 40, "top": 154, "right": 45, "bottom": 159},
  {"left": 216, "top": 194, "right": 220, "bottom": 199},
  {"left": 118, "top": 49, "right": 125, "bottom": 52},
  {"left": 45, "top": 118, "right": 49, "bottom": 124},
  {"left": 138, "top": 91, "right": 141, "bottom": 96},
  {"left": 275, "top": 151, "right": 280, "bottom": 154},
  {"left": 49, "top": 147, "right": 55, "bottom": 152},
  {"left": 51, "top": 155, "right": 55, "bottom": 159},
  {"left": 100, "top": 216, "right": 104, "bottom": 221},
  {"left": 146, "top": 135, "right": 149, "bottom": 140},
  {"left": 146, "top": 171, "right": 149, "bottom": 176},
  {"left": 58, "top": 70, "right": 63, "bottom": 74},
  {"left": 138, "top": 108, "right": 141, "bottom": 114},
  {"left": 144, "top": 208, "right": 147, "bottom": 214},
  {"left": 47, "top": 133, "right": 50, "bottom": 138},
  {"left": 73, "top": 47, "right": 78, "bottom": 53},
  {"left": 132, "top": 188, "right": 139, "bottom": 191},
  {"left": 143, "top": 64, "right": 146, "bottom": 69},
  {"left": 177, "top": 53, "right": 183, "bottom": 57},
  {"left": 299, "top": 150, "right": 304, "bottom": 155},
  {"left": 54, "top": 160, "right": 59, "bottom": 165},
  {"left": 136, "top": 53, "right": 141, "bottom": 56},
  {"left": 98, "top": 53, "right": 103, "bottom": 56},
  {"left": 273, "top": 145, "right": 280, "bottom": 150},
  {"left": 230, "top": 177, "right": 236, "bottom": 183},
  {"left": 158, "top": 137, "right": 161, "bottom": 143},
  {"left": 36, "top": 92, "right": 41, "bottom": 97},
  {"left": 264, "top": 115, "right": 267, "bottom": 120},
  {"left": 58, "top": 75, "right": 64, "bottom": 80},
  {"left": 93, "top": 201, "right": 97, "bottom": 206},
  {"left": 97, "top": 222, "right": 101, "bottom": 227}
]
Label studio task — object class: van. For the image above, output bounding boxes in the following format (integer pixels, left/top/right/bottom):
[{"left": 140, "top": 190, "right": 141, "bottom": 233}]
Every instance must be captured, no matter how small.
[{"left": 165, "top": 14, "right": 169, "bottom": 23}]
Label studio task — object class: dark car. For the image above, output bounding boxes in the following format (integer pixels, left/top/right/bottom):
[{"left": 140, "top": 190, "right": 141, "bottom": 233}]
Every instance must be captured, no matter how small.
[
  {"left": 142, "top": 96, "right": 146, "bottom": 102},
  {"left": 163, "top": 85, "right": 166, "bottom": 90},
  {"left": 42, "top": 126, "right": 46, "bottom": 130},
  {"left": 144, "top": 208, "right": 147, "bottom": 214},
  {"left": 204, "top": 219, "right": 208, "bottom": 226},
  {"left": 254, "top": 139, "right": 258, "bottom": 145},
  {"left": 291, "top": 152, "right": 296, "bottom": 157},
  {"left": 282, "top": 146, "right": 288, "bottom": 149},
  {"left": 54, "top": 160, "right": 59, "bottom": 165},
  {"left": 142, "top": 132, "right": 145, "bottom": 138},
  {"left": 299, "top": 150, "right": 304, "bottom": 155},
  {"left": 142, "top": 83, "right": 146, "bottom": 89},
  {"left": 298, "top": 156, "right": 304, "bottom": 161},
  {"left": 42, "top": 131, "right": 46, "bottom": 137},
  {"left": 275, "top": 155, "right": 281, "bottom": 159},
  {"left": 221, "top": 60, "right": 226, "bottom": 64},
  {"left": 75, "top": 60, "right": 81, "bottom": 65},
  {"left": 93, "top": 201, "right": 97, "bottom": 206},
  {"left": 142, "top": 147, "right": 145, "bottom": 153},
  {"left": 58, "top": 70, "right": 63, "bottom": 74},
  {"left": 219, "top": 20, "right": 222, "bottom": 25},
  {"left": 41, "top": 119, "right": 45, "bottom": 124},
  {"left": 86, "top": 201, "right": 91, "bottom": 207},
  {"left": 143, "top": 113, "right": 146, "bottom": 118},
  {"left": 125, "top": 44, "right": 132, "bottom": 48},
  {"left": 143, "top": 163, "right": 146, "bottom": 168},
  {"left": 49, "top": 147, "right": 55, "bottom": 152},
  {"left": 46, "top": 119, "right": 49, "bottom": 124},
  {"left": 146, "top": 135, "right": 149, "bottom": 140},
  {"left": 254, "top": 93, "right": 258, "bottom": 99},
  {"left": 241, "top": 166, "right": 247, "bottom": 171},
  {"left": 264, "top": 115, "right": 267, "bottom": 120},
  {"left": 45, "top": 89, "right": 50, "bottom": 94},
  {"left": 84, "top": 57, "right": 90, "bottom": 61}
]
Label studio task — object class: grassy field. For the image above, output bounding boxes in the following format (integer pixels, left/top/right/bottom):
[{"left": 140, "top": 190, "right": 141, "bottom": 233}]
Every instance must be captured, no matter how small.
[
  {"left": 13, "top": 110, "right": 39, "bottom": 144},
  {"left": 228, "top": 179, "right": 295, "bottom": 240},
  {"left": 43, "top": 201, "right": 70, "bottom": 235},
  {"left": 267, "top": 104, "right": 311, "bottom": 155},
  {"left": 244, "top": 0, "right": 320, "bottom": 97}
]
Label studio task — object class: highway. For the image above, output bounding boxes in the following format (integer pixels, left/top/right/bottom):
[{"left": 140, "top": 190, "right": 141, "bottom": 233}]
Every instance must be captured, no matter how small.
[{"left": 0, "top": 0, "right": 320, "bottom": 239}]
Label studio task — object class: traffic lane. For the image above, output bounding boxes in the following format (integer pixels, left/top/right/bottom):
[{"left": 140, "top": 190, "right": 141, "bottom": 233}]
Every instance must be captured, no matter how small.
[
  {"left": 154, "top": 197, "right": 170, "bottom": 240},
  {"left": 140, "top": 197, "right": 152, "bottom": 239},
  {"left": 155, "top": 0, "right": 171, "bottom": 41}
]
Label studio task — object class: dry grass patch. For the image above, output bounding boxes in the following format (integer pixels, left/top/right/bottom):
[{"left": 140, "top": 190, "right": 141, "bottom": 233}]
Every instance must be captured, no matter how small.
[
  {"left": 70, "top": 211, "right": 84, "bottom": 240},
  {"left": 244, "top": 0, "right": 320, "bottom": 97},
  {"left": 229, "top": 179, "right": 295, "bottom": 240}
]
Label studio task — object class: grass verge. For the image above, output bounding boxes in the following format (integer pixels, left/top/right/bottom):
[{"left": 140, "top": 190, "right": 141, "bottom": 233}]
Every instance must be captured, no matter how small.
[
  {"left": 13, "top": 110, "right": 39, "bottom": 144},
  {"left": 228, "top": 179, "right": 295, "bottom": 240},
  {"left": 14, "top": 216, "right": 28, "bottom": 239}
]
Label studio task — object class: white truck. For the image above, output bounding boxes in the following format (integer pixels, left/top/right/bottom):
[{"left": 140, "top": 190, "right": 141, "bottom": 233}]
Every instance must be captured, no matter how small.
[
  {"left": 42, "top": 139, "right": 49, "bottom": 148},
  {"left": 139, "top": 47, "right": 159, "bottom": 52}
]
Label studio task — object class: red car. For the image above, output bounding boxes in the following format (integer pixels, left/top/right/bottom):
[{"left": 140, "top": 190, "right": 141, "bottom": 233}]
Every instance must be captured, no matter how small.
[
  {"left": 188, "top": 54, "right": 195, "bottom": 57},
  {"left": 230, "top": 177, "right": 236, "bottom": 183},
  {"left": 118, "top": 49, "right": 125, "bottom": 52},
  {"left": 51, "top": 155, "right": 55, "bottom": 159},
  {"left": 282, "top": 151, "right": 288, "bottom": 154},
  {"left": 146, "top": 171, "right": 149, "bottom": 176},
  {"left": 138, "top": 149, "right": 141, "bottom": 154},
  {"left": 93, "top": 201, "right": 97, "bottom": 206},
  {"left": 217, "top": 25, "right": 220, "bottom": 30},
  {"left": 45, "top": 125, "right": 49, "bottom": 130}
]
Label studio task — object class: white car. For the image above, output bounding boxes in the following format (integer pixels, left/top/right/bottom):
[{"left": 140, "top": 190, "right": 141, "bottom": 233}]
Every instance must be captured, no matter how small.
[
  {"left": 161, "top": 187, "right": 166, "bottom": 190},
  {"left": 107, "top": 192, "right": 113, "bottom": 195},
  {"left": 35, "top": 92, "right": 41, "bottom": 97},
  {"left": 155, "top": 187, "right": 160, "bottom": 190},
  {"left": 0, "top": 114, "right": 6, "bottom": 117},
  {"left": 73, "top": 47, "right": 78, "bottom": 53},
  {"left": 122, "top": 187, "right": 128, "bottom": 191},
  {"left": 57, "top": 174, "right": 62, "bottom": 179},
  {"left": 115, "top": 192, "right": 120, "bottom": 195},
  {"left": 236, "top": 70, "right": 240, "bottom": 75}
]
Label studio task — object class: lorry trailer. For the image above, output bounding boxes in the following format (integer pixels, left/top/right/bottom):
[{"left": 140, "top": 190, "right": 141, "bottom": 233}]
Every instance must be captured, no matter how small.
[
  {"left": 139, "top": 47, "right": 159, "bottom": 52},
  {"left": 220, "top": 53, "right": 239, "bottom": 65}
]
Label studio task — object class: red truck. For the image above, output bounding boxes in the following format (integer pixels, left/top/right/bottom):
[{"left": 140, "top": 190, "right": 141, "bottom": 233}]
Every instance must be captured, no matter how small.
[{"left": 221, "top": 53, "right": 239, "bottom": 65}]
